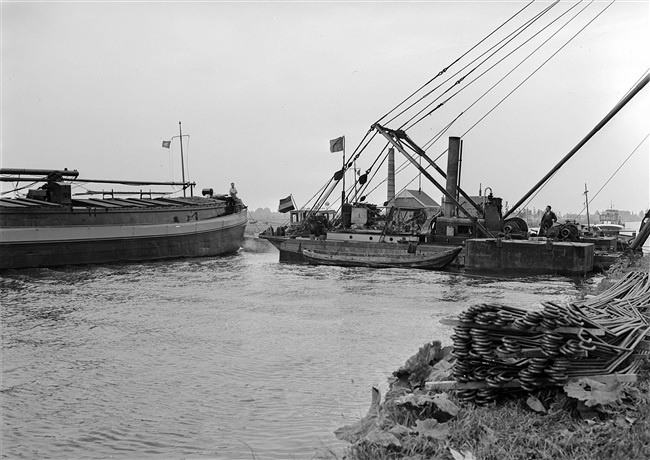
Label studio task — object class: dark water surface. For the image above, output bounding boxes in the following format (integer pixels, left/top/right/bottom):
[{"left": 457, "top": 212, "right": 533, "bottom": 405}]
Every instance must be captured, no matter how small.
[{"left": 1, "top": 248, "right": 600, "bottom": 459}]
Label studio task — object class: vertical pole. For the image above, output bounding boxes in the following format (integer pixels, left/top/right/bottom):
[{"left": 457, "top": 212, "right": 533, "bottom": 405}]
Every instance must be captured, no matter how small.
[
  {"left": 341, "top": 147, "right": 346, "bottom": 205},
  {"left": 584, "top": 183, "right": 590, "bottom": 232},
  {"left": 179, "top": 121, "right": 186, "bottom": 197},
  {"left": 354, "top": 159, "right": 358, "bottom": 199}
]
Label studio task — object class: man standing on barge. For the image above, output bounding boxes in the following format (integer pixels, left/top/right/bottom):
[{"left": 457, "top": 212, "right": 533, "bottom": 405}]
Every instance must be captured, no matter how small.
[{"left": 540, "top": 205, "right": 557, "bottom": 237}]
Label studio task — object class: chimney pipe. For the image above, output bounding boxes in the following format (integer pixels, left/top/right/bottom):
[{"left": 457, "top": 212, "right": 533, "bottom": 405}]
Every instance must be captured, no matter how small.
[
  {"left": 444, "top": 137, "right": 461, "bottom": 217},
  {"left": 387, "top": 147, "right": 395, "bottom": 203}
]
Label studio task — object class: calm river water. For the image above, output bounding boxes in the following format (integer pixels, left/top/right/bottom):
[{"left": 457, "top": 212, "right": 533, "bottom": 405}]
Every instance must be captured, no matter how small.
[{"left": 1, "top": 243, "right": 603, "bottom": 459}]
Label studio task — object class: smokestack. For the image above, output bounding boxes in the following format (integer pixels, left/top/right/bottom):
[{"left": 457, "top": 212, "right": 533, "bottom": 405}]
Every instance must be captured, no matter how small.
[
  {"left": 444, "top": 137, "right": 461, "bottom": 217},
  {"left": 387, "top": 147, "right": 395, "bottom": 203}
]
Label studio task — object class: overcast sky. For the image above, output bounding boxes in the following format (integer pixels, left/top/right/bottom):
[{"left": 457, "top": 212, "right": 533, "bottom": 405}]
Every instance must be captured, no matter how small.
[{"left": 2, "top": 1, "right": 648, "bottom": 217}]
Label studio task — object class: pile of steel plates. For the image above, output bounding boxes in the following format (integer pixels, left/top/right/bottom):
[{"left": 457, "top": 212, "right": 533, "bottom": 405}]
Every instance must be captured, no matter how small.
[{"left": 435, "top": 272, "right": 650, "bottom": 405}]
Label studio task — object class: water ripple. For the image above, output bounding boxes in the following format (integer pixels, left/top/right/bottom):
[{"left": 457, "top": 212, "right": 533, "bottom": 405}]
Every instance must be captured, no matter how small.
[{"left": 1, "top": 251, "right": 585, "bottom": 459}]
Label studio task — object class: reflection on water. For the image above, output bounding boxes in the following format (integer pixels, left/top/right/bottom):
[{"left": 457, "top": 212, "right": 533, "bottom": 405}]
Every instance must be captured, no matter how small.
[{"left": 1, "top": 250, "right": 600, "bottom": 459}]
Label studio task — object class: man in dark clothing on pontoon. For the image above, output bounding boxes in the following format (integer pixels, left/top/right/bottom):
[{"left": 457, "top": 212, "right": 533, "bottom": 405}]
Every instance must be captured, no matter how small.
[{"left": 540, "top": 205, "right": 557, "bottom": 237}]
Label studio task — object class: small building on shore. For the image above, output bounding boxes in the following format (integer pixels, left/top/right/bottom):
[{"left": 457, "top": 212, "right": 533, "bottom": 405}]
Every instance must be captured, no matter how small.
[{"left": 388, "top": 189, "right": 440, "bottom": 213}]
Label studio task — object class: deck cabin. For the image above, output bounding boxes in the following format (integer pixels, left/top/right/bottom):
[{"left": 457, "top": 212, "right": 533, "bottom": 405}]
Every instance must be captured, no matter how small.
[{"left": 288, "top": 208, "right": 337, "bottom": 228}]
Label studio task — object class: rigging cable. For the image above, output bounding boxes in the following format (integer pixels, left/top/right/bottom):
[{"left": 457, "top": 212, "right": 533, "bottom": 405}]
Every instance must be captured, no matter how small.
[
  {"left": 185, "top": 136, "right": 191, "bottom": 190},
  {"left": 304, "top": 176, "right": 336, "bottom": 210},
  {"left": 168, "top": 143, "right": 175, "bottom": 184},
  {"left": 422, "top": 112, "right": 465, "bottom": 151},
  {"left": 375, "top": 0, "right": 537, "bottom": 127},
  {"left": 167, "top": 143, "right": 184, "bottom": 196},
  {"left": 0, "top": 181, "right": 39, "bottom": 196},
  {"left": 614, "top": 68, "right": 650, "bottom": 106},
  {"left": 357, "top": 111, "right": 463, "bottom": 203},
  {"left": 358, "top": 142, "right": 422, "bottom": 202},
  {"left": 347, "top": 144, "right": 391, "bottom": 203},
  {"left": 318, "top": 127, "right": 382, "bottom": 210},
  {"left": 289, "top": 177, "right": 336, "bottom": 233},
  {"left": 492, "top": 0, "right": 617, "bottom": 216},
  {"left": 420, "top": 0, "right": 610, "bottom": 210},
  {"left": 575, "top": 133, "right": 649, "bottom": 218},
  {"left": 314, "top": 0, "right": 612, "bottom": 213},
  {"left": 458, "top": 0, "right": 613, "bottom": 143},
  {"left": 404, "top": 0, "right": 572, "bottom": 132},
  {"left": 395, "top": 1, "right": 561, "bottom": 131},
  {"left": 382, "top": 0, "right": 607, "bottom": 216},
  {"left": 335, "top": 0, "right": 539, "bottom": 199},
  {"left": 419, "top": 0, "right": 592, "bottom": 155},
  {"left": 331, "top": 1, "right": 557, "bottom": 207}
]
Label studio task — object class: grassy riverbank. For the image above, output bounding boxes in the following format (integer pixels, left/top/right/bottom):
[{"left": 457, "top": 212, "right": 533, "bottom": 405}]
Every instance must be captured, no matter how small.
[
  {"left": 325, "top": 253, "right": 650, "bottom": 460},
  {"left": 332, "top": 376, "right": 650, "bottom": 459}
]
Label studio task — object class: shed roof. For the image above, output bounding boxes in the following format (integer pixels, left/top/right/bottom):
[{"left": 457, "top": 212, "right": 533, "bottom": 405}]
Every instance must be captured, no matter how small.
[{"left": 391, "top": 189, "right": 440, "bottom": 208}]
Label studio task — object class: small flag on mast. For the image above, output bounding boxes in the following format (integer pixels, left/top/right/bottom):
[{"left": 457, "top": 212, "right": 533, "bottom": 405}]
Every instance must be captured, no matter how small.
[
  {"left": 278, "top": 195, "right": 295, "bottom": 213},
  {"left": 162, "top": 140, "right": 171, "bottom": 149},
  {"left": 329, "top": 136, "right": 345, "bottom": 153}
]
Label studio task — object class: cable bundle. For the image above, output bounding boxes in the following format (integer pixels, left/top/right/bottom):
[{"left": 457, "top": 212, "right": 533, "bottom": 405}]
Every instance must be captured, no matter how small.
[{"left": 438, "top": 272, "right": 650, "bottom": 405}]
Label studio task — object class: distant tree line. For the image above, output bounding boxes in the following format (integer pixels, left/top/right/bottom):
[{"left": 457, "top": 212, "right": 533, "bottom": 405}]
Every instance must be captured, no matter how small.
[
  {"left": 509, "top": 207, "right": 646, "bottom": 225},
  {"left": 562, "top": 210, "right": 646, "bottom": 224},
  {"left": 249, "top": 206, "right": 647, "bottom": 231}
]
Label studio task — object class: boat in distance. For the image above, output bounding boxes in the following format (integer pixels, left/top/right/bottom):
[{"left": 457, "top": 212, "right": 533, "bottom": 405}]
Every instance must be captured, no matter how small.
[
  {"left": 0, "top": 168, "right": 248, "bottom": 270},
  {"left": 301, "top": 244, "right": 462, "bottom": 270},
  {"left": 593, "top": 208, "right": 625, "bottom": 235}
]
